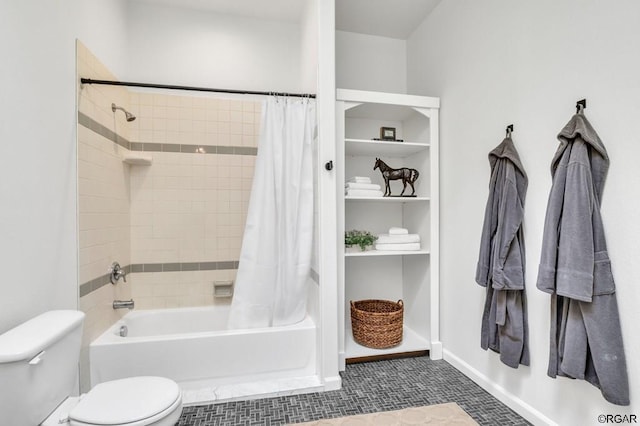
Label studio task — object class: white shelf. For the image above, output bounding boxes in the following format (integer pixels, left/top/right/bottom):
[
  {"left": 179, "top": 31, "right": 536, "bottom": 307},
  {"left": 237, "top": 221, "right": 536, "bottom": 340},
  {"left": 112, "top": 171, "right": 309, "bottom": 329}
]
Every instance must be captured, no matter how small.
[
  {"left": 122, "top": 153, "right": 153, "bottom": 165},
  {"left": 345, "top": 139, "right": 429, "bottom": 157},
  {"left": 345, "top": 250, "right": 429, "bottom": 257},
  {"left": 345, "top": 196, "right": 429, "bottom": 202},
  {"left": 338, "top": 89, "right": 440, "bottom": 112},
  {"left": 345, "top": 325, "right": 430, "bottom": 359}
]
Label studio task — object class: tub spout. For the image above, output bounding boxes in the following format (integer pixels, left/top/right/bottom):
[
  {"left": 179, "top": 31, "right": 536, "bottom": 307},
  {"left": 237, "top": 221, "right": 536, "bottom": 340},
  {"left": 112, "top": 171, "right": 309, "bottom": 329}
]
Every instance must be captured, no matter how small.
[{"left": 113, "top": 299, "right": 135, "bottom": 310}]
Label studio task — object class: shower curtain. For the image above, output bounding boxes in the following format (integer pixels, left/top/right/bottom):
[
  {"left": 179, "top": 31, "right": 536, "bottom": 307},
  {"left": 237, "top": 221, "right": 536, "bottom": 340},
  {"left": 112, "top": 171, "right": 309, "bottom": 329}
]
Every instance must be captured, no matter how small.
[{"left": 228, "top": 97, "right": 316, "bottom": 329}]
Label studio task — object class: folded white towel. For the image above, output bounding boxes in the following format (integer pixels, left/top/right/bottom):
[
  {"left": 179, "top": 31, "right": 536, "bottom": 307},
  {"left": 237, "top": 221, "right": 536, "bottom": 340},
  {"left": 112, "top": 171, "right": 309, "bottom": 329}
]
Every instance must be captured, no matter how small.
[
  {"left": 375, "top": 243, "right": 421, "bottom": 251},
  {"left": 388, "top": 227, "right": 409, "bottom": 235},
  {"left": 345, "top": 182, "right": 381, "bottom": 191},
  {"left": 377, "top": 234, "right": 421, "bottom": 244},
  {"left": 345, "top": 189, "right": 384, "bottom": 198},
  {"left": 347, "top": 176, "right": 371, "bottom": 184}
]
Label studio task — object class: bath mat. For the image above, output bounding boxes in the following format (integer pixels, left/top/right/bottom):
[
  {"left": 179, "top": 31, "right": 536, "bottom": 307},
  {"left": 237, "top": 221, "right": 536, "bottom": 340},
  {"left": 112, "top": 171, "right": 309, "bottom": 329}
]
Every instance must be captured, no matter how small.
[{"left": 291, "top": 402, "right": 478, "bottom": 425}]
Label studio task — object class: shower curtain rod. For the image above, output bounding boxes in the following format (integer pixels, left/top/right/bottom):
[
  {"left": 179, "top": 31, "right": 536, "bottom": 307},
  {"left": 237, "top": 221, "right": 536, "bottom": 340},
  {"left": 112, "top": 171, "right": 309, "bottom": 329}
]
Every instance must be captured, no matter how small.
[{"left": 80, "top": 78, "right": 316, "bottom": 99}]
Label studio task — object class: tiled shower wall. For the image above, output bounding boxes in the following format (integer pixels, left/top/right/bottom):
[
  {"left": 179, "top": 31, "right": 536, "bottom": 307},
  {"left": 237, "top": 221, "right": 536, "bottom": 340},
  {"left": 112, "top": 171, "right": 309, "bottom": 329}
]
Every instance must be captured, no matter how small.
[
  {"left": 76, "top": 41, "right": 133, "bottom": 391},
  {"left": 127, "top": 93, "right": 259, "bottom": 309},
  {"left": 77, "top": 42, "right": 260, "bottom": 389}
]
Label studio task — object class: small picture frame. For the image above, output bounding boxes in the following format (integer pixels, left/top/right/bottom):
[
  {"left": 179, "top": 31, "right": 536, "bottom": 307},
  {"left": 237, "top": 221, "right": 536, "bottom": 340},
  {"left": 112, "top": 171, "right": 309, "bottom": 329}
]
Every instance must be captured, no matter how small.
[{"left": 380, "top": 127, "right": 396, "bottom": 141}]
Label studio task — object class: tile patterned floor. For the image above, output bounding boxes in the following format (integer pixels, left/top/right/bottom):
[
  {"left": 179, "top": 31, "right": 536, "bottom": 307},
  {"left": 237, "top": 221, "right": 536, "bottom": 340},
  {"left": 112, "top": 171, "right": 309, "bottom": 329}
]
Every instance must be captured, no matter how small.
[{"left": 177, "top": 356, "right": 530, "bottom": 426}]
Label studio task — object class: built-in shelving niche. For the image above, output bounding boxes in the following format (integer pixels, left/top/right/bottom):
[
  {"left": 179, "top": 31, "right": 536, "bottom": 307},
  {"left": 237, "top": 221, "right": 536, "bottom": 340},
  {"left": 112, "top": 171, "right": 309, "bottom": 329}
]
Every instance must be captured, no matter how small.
[{"left": 337, "top": 89, "right": 442, "bottom": 366}]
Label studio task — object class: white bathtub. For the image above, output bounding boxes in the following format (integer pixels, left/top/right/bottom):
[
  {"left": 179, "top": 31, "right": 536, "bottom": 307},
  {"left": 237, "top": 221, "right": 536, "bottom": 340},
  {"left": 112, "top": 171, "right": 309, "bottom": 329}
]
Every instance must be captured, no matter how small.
[{"left": 90, "top": 305, "right": 319, "bottom": 404}]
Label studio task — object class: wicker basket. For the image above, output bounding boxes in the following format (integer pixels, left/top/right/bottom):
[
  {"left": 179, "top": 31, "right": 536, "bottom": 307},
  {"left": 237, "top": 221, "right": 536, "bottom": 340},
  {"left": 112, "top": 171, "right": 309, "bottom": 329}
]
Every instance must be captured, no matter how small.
[{"left": 350, "top": 299, "right": 404, "bottom": 349}]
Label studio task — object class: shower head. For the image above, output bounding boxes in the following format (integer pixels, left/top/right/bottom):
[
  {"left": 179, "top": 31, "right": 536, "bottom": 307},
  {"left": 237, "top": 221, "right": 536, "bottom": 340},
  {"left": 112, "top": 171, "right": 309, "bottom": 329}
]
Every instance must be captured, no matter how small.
[{"left": 111, "top": 103, "right": 136, "bottom": 122}]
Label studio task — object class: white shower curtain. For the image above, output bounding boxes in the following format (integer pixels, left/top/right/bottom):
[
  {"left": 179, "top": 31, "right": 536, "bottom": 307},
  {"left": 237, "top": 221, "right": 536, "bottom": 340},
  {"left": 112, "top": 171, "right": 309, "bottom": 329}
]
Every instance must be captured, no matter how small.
[{"left": 228, "top": 97, "right": 316, "bottom": 329}]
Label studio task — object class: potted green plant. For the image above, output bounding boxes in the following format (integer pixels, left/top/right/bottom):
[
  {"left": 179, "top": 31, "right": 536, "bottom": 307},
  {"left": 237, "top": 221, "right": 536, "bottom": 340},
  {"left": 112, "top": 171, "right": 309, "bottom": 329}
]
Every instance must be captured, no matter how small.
[{"left": 345, "top": 230, "right": 378, "bottom": 252}]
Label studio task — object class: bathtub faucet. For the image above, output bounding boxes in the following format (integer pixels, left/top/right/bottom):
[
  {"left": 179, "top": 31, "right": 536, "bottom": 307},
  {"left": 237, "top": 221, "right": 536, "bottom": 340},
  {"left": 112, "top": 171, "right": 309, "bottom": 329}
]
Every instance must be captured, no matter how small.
[{"left": 113, "top": 299, "right": 135, "bottom": 310}]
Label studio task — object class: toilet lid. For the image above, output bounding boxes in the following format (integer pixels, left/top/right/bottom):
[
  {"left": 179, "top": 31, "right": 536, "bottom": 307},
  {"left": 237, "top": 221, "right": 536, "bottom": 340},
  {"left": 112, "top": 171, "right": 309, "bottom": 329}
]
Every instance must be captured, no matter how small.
[{"left": 70, "top": 376, "right": 181, "bottom": 425}]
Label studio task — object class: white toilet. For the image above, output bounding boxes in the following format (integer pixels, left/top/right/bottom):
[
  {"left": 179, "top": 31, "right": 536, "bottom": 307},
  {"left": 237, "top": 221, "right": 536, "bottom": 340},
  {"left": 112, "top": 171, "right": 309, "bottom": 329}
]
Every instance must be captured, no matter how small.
[{"left": 0, "top": 310, "right": 183, "bottom": 426}]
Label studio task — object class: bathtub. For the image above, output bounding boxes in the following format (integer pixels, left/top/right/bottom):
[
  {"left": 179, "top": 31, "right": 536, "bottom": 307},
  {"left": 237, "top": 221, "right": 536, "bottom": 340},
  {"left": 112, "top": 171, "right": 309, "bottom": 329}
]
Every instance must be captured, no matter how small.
[{"left": 90, "top": 305, "right": 318, "bottom": 404}]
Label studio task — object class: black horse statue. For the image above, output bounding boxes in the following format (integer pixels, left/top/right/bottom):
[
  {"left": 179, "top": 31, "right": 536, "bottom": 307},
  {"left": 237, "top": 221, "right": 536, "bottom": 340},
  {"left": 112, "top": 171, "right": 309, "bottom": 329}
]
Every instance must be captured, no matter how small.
[{"left": 373, "top": 158, "right": 420, "bottom": 196}]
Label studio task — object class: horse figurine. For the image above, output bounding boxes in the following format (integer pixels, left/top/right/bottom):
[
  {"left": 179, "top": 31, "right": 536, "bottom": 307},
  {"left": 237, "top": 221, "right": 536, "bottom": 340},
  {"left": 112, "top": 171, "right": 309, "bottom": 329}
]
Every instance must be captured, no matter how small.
[{"left": 374, "top": 157, "right": 420, "bottom": 197}]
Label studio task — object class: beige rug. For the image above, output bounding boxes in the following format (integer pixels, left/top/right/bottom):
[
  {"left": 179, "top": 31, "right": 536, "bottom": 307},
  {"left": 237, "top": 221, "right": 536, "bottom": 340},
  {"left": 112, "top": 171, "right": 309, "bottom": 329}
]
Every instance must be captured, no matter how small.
[{"left": 292, "top": 402, "right": 478, "bottom": 425}]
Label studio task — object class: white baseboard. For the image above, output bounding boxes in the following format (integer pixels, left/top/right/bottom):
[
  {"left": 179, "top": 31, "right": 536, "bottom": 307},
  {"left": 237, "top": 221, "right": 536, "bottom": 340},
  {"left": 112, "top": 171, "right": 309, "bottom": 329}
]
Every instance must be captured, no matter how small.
[
  {"left": 339, "top": 351, "right": 346, "bottom": 371},
  {"left": 430, "top": 341, "right": 443, "bottom": 360},
  {"left": 322, "top": 375, "right": 342, "bottom": 391},
  {"left": 443, "top": 349, "right": 556, "bottom": 426}
]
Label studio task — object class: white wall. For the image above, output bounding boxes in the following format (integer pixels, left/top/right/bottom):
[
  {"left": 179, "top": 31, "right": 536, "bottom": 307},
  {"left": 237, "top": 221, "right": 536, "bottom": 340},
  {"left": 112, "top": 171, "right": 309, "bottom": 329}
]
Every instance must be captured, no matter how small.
[
  {"left": 336, "top": 31, "right": 406, "bottom": 93},
  {"left": 125, "top": 1, "right": 304, "bottom": 93},
  {"left": 300, "top": 0, "right": 319, "bottom": 93},
  {"left": 407, "top": 1, "right": 640, "bottom": 424},
  {"left": 0, "top": 0, "right": 128, "bottom": 333}
]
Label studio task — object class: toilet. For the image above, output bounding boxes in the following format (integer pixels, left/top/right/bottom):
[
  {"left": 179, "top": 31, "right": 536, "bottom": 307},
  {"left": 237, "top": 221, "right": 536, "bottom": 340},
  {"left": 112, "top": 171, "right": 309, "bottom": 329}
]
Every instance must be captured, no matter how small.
[{"left": 0, "top": 310, "right": 183, "bottom": 426}]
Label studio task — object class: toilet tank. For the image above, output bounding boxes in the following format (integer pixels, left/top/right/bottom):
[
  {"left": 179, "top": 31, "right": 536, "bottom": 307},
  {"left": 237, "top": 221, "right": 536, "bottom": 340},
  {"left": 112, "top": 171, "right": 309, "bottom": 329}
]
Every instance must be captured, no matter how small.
[{"left": 0, "top": 310, "right": 85, "bottom": 426}]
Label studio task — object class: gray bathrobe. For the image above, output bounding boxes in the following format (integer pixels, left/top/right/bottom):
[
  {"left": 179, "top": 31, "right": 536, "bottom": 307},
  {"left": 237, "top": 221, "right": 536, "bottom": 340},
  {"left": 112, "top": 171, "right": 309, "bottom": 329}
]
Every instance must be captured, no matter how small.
[
  {"left": 537, "top": 113, "right": 629, "bottom": 405},
  {"left": 476, "top": 137, "right": 529, "bottom": 368}
]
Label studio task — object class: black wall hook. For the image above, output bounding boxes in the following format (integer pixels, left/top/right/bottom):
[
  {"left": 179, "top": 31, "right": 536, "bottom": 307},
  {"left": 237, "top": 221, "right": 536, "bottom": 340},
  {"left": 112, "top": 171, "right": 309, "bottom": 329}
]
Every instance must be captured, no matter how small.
[
  {"left": 576, "top": 99, "right": 587, "bottom": 114},
  {"left": 506, "top": 124, "right": 514, "bottom": 137}
]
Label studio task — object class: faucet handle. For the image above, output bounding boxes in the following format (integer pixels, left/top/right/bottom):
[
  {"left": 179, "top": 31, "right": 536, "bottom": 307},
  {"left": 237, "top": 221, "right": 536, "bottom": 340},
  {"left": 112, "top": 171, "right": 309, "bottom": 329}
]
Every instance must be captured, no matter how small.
[{"left": 109, "top": 261, "right": 127, "bottom": 285}]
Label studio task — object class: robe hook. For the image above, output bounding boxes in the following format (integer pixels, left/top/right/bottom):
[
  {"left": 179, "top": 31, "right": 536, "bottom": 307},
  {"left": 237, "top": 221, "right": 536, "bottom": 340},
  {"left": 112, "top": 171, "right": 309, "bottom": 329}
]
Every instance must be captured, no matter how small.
[
  {"left": 576, "top": 99, "right": 586, "bottom": 114},
  {"left": 506, "top": 124, "right": 514, "bottom": 137}
]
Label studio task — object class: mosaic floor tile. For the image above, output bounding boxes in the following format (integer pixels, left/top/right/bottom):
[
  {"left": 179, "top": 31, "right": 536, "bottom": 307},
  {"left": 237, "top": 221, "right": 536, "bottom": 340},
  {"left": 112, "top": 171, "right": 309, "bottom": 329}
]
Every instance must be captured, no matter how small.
[{"left": 177, "top": 356, "right": 530, "bottom": 426}]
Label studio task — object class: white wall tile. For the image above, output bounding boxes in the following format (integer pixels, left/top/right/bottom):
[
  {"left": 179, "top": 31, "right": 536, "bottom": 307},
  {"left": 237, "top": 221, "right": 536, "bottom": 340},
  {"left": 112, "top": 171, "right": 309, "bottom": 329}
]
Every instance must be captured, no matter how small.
[
  {"left": 77, "top": 43, "right": 133, "bottom": 389},
  {"left": 122, "top": 93, "right": 260, "bottom": 308}
]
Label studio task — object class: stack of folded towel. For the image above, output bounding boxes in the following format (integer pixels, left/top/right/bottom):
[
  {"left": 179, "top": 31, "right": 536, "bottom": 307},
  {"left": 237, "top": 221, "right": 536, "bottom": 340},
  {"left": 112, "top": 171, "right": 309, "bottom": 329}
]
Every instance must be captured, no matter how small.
[
  {"left": 345, "top": 176, "right": 383, "bottom": 198},
  {"left": 375, "top": 227, "right": 421, "bottom": 251}
]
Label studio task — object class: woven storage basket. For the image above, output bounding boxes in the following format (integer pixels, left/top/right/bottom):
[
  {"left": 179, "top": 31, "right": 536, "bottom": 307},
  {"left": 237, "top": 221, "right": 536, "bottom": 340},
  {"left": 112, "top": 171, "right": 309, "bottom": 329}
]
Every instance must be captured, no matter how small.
[{"left": 350, "top": 299, "right": 404, "bottom": 349}]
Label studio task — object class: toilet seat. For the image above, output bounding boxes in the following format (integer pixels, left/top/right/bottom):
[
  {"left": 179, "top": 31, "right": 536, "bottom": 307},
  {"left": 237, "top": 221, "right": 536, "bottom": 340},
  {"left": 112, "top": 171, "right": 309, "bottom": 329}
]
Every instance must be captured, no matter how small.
[{"left": 68, "top": 376, "right": 182, "bottom": 426}]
